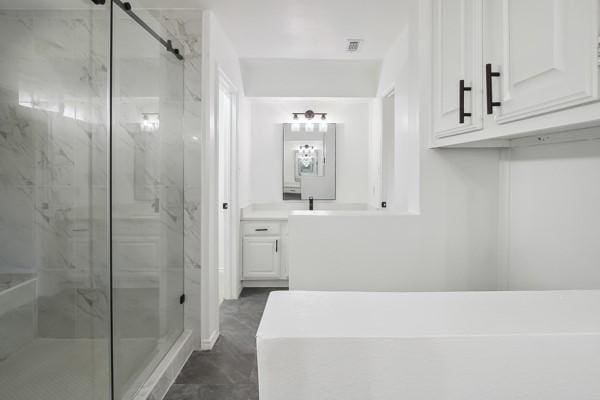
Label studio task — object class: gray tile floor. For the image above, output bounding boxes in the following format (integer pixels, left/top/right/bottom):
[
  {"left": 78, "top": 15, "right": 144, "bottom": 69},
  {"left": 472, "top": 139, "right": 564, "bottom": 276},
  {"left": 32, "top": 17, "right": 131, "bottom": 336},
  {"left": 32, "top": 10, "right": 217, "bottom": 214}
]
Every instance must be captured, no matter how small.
[{"left": 165, "top": 288, "right": 281, "bottom": 400}]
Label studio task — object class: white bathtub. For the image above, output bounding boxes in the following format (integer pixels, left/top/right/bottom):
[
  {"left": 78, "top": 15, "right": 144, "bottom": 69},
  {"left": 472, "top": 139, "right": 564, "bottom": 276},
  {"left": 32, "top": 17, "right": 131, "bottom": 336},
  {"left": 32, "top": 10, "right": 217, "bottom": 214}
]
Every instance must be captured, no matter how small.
[{"left": 257, "top": 290, "right": 600, "bottom": 400}]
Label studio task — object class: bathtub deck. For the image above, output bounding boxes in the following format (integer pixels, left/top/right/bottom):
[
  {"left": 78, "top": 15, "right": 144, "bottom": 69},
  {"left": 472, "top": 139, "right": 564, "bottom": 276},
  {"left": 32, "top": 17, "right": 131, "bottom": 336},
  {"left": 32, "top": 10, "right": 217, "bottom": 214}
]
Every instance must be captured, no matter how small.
[{"left": 257, "top": 290, "right": 600, "bottom": 400}]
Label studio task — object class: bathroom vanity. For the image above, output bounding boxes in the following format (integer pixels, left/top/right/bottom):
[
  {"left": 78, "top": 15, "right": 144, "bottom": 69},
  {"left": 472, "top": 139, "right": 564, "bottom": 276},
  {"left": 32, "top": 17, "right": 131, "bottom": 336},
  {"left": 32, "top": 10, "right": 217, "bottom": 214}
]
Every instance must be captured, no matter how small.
[{"left": 240, "top": 207, "right": 290, "bottom": 286}]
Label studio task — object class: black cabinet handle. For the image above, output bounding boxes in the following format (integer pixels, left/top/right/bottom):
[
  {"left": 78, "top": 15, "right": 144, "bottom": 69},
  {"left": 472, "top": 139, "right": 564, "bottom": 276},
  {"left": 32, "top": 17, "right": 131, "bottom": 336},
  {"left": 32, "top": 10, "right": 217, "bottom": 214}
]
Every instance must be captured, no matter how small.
[
  {"left": 486, "top": 64, "right": 501, "bottom": 114},
  {"left": 459, "top": 80, "right": 472, "bottom": 124},
  {"left": 275, "top": 240, "right": 278, "bottom": 253},
  {"left": 255, "top": 228, "right": 268, "bottom": 232}
]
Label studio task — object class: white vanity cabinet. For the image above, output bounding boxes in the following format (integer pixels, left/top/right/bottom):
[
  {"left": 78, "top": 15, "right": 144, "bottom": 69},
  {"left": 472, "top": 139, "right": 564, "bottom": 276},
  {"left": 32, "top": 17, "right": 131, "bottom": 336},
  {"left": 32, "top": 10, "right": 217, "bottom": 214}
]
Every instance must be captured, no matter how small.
[
  {"left": 488, "top": 0, "right": 598, "bottom": 124},
  {"left": 241, "top": 220, "right": 288, "bottom": 282},
  {"left": 243, "top": 236, "right": 281, "bottom": 279},
  {"left": 432, "top": 0, "right": 483, "bottom": 138},
  {"left": 431, "top": 0, "right": 600, "bottom": 147}
]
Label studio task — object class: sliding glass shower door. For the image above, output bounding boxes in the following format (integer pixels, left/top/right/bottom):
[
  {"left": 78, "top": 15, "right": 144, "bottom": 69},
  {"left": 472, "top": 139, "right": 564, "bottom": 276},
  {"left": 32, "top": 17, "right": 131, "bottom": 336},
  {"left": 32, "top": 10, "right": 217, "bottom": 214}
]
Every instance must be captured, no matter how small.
[
  {"left": 0, "top": 1, "right": 186, "bottom": 400},
  {"left": 0, "top": 1, "right": 111, "bottom": 400},
  {"left": 111, "top": 2, "right": 185, "bottom": 399}
]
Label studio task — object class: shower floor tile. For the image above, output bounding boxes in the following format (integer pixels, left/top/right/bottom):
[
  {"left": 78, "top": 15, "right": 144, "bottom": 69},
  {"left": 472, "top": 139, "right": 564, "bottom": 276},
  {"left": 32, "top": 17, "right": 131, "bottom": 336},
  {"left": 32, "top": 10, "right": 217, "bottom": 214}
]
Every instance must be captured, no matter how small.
[{"left": 0, "top": 338, "right": 110, "bottom": 400}]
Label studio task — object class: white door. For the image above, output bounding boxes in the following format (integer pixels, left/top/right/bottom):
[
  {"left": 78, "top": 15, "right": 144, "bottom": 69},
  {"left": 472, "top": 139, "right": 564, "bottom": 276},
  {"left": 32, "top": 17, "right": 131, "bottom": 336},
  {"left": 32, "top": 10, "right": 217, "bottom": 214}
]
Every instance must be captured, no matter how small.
[
  {"left": 432, "top": 0, "right": 483, "bottom": 138},
  {"left": 217, "top": 74, "right": 235, "bottom": 302},
  {"left": 243, "top": 237, "right": 281, "bottom": 279},
  {"left": 488, "top": 0, "right": 598, "bottom": 124}
]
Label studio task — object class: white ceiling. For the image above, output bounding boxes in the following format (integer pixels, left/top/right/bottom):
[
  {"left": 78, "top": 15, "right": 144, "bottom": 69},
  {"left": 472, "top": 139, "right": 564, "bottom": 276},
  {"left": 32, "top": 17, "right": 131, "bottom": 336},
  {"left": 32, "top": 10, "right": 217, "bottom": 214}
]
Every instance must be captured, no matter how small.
[
  {"left": 0, "top": 0, "right": 409, "bottom": 60},
  {"left": 197, "top": 0, "right": 409, "bottom": 60}
]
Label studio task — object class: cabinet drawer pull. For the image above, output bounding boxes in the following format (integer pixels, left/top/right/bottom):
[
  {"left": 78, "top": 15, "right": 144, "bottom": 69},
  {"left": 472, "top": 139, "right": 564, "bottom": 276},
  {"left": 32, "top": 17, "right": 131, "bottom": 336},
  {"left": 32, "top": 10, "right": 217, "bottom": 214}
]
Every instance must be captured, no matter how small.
[
  {"left": 485, "top": 63, "right": 501, "bottom": 114},
  {"left": 275, "top": 239, "right": 278, "bottom": 253},
  {"left": 255, "top": 228, "right": 268, "bottom": 232},
  {"left": 459, "top": 79, "right": 472, "bottom": 124}
]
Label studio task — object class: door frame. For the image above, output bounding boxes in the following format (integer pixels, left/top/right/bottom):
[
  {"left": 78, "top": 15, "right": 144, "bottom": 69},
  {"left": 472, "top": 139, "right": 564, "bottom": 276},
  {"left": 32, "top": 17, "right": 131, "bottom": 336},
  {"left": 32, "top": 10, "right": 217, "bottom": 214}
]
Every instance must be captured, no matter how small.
[{"left": 216, "top": 67, "right": 239, "bottom": 301}]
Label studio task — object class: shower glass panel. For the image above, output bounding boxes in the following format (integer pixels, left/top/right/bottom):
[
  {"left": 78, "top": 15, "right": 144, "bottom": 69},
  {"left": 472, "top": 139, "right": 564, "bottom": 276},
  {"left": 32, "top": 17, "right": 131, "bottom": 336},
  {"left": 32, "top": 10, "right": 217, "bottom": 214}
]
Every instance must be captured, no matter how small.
[
  {"left": 0, "top": 1, "right": 111, "bottom": 400},
  {"left": 111, "top": 2, "right": 185, "bottom": 400}
]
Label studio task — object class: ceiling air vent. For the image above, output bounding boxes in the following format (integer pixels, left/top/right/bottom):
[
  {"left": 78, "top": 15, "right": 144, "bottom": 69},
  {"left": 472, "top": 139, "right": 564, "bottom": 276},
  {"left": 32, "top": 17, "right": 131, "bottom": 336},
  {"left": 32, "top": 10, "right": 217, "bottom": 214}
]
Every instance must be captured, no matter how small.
[{"left": 346, "top": 39, "right": 363, "bottom": 53}]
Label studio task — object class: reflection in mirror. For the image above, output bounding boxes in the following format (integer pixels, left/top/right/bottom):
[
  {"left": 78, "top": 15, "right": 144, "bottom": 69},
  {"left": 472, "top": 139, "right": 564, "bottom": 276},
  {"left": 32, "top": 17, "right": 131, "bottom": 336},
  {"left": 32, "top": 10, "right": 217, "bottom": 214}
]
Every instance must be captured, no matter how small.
[{"left": 283, "top": 123, "right": 336, "bottom": 200}]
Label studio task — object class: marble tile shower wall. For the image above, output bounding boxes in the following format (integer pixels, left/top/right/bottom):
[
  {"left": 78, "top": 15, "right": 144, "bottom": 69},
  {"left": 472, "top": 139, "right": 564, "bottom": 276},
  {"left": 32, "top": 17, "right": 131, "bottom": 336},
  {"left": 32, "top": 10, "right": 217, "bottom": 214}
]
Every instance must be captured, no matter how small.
[
  {"left": 0, "top": 8, "right": 110, "bottom": 358},
  {"left": 154, "top": 9, "right": 204, "bottom": 349}
]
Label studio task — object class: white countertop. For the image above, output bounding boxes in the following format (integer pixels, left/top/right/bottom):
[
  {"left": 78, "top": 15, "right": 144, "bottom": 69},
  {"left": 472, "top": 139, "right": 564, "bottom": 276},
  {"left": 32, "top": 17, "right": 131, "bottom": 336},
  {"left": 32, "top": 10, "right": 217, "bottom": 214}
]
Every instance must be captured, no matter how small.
[
  {"left": 241, "top": 210, "right": 290, "bottom": 221},
  {"left": 241, "top": 203, "right": 378, "bottom": 221}
]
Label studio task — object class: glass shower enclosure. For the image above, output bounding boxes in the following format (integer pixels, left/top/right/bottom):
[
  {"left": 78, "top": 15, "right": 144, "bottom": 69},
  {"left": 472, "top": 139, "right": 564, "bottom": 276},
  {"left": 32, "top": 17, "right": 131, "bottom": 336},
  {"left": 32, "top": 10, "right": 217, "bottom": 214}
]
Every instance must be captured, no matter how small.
[{"left": 0, "top": 1, "right": 186, "bottom": 399}]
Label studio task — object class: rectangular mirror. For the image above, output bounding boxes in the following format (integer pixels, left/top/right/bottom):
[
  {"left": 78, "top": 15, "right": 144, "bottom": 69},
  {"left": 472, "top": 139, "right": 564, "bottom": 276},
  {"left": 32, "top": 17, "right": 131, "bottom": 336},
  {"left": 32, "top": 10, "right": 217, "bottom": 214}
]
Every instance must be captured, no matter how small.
[{"left": 283, "top": 123, "right": 336, "bottom": 200}]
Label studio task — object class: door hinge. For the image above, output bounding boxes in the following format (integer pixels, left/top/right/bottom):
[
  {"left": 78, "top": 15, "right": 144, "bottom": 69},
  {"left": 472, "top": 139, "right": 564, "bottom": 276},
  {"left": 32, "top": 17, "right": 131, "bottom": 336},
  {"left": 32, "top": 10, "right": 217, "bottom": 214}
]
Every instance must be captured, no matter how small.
[{"left": 179, "top": 294, "right": 186, "bottom": 304}]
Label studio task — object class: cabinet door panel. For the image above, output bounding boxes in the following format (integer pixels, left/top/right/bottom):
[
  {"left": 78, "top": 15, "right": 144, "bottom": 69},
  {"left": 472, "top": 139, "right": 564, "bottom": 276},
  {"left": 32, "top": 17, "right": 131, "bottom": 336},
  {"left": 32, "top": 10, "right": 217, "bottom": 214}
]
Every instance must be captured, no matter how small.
[
  {"left": 243, "top": 237, "right": 281, "bottom": 279},
  {"left": 494, "top": 0, "right": 598, "bottom": 123},
  {"left": 433, "top": 0, "right": 483, "bottom": 138}
]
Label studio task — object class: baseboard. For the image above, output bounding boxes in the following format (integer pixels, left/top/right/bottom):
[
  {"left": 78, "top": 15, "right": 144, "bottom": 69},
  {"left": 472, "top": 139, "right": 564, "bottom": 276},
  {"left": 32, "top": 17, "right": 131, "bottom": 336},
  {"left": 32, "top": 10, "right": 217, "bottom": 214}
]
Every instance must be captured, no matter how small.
[
  {"left": 243, "top": 280, "right": 289, "bottom": 288},
  {"left": 134, "top": 329, "right": 194, "bottom": 400},
  {"left": 201, "top": 329, "right": 220, "bottom": 350}
]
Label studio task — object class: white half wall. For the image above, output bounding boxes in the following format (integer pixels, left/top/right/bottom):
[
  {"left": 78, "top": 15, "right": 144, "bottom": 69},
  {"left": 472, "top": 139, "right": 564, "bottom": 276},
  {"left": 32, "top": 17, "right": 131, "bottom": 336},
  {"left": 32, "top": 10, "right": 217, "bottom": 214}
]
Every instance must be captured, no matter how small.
[
  {"left": 504, "top": 139, "right": 600, "bottom": 290},
  {"left": 248, "top": 98, "right": 372, "bottom": 204}
]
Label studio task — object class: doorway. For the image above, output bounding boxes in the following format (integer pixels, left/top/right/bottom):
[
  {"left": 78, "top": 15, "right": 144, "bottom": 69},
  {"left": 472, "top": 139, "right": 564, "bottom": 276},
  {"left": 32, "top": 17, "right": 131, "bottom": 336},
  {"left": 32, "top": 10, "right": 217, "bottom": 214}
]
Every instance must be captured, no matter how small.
[{"left": 217, "top": 70, "right": 238, "bottom": 303}]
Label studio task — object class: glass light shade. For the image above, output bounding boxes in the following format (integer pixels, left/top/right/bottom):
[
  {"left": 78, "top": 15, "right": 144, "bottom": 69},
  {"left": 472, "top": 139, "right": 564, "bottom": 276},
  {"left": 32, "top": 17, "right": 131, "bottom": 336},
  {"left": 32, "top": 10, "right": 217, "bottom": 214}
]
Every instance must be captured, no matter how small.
[
  {"left": 319, "top": 121, "right": 328, "bottom": 132},
  {"left": 141, "top": 113, "right": 160, "bottom": 132},
  {"left": 291, "top": 122, "right": 300, "bottom": 132},
  {"left": 305, "top": 122, "right": 314, "bottom": 132}
]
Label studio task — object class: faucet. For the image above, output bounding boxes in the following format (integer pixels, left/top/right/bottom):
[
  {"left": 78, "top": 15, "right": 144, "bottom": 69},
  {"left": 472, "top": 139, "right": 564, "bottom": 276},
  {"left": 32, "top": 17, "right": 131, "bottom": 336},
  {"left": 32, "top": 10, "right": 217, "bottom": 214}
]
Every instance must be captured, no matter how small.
[{"left": 309, "top": 196, "right": 314, "bottom": 211}]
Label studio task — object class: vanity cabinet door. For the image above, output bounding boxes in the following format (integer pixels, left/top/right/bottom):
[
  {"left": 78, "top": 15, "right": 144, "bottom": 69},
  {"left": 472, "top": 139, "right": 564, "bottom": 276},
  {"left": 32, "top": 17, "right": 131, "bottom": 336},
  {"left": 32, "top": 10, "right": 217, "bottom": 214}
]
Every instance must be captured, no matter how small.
[
  {"left": 432, "top": 0, "right": 483, "bottom": 138},
  {"left": 488, "top": 0, "right": 598, "bottom": 124},
  {"left": 243, "top": 236, "right": 281, "bottom": 279}
]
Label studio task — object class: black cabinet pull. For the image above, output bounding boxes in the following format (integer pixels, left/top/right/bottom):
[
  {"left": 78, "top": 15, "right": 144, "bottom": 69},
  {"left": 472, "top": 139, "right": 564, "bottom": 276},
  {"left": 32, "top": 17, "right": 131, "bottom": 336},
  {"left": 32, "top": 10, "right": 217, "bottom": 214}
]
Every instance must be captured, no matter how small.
[
  {"left": 485, "top": 64, "right": 501, "bottom": 114},
  {"left": 255, "top": 228, "right": 268, "bottom": 232},
  {"left": 459, "top": 80, "right": 472, "bottom": 124},
  {"left": 275, "top": 240, "right": 278, "bottom": 253}
]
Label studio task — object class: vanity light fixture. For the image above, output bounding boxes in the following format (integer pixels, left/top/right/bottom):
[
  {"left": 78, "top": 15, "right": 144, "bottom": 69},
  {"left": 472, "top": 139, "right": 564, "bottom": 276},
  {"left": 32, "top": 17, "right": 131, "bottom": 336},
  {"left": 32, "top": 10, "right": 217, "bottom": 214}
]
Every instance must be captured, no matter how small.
[
  {"left": 290, "top": 110, "right": 328, "bottom": 133},
  {"left": 298, "top": 144, "right": 316, "bottom": 167},
  {"left": 141, "top": 113, "right": 160, "bottom": 132}
]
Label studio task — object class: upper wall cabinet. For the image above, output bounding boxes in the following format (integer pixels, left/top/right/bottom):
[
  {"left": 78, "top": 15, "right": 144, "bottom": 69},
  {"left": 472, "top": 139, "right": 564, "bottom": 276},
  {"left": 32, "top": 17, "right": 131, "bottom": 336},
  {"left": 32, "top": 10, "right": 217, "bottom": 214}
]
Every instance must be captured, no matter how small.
[
  {"left": 432, "top": 0, "right": 483, "bottom": 138},
  {"left": 490, "top": 0, "right": 599, "bottom": 124},
  {"left": 431, "top": 0, "right": 600, "bottom": 147}
]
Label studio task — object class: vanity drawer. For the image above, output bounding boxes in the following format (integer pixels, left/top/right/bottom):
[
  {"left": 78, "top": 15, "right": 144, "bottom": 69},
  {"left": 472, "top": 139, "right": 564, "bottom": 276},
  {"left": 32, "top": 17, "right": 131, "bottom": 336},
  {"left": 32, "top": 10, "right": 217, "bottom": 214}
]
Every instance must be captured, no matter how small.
[{"left": 243, "top": 222, "right": 281, "bottom": 236}]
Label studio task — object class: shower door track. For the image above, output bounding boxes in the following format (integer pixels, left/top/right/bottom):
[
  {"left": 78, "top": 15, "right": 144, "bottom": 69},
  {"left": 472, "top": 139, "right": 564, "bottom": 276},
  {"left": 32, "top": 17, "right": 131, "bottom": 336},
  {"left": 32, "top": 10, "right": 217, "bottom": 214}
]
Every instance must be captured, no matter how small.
[{"left": 112, "top": 0, "right": 184, "bottom": 60}]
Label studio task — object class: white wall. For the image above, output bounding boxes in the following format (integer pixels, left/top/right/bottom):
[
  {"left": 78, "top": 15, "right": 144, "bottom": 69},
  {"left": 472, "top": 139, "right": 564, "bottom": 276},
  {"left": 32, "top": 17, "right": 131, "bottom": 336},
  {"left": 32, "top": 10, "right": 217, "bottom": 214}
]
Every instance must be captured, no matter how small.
[
  {"left": 240, "top": 59, "right": 381, "bottom": 98},
  {"left": 247, "top": 99, "right": 372, "bottom": 204},
  {"left": 201, "top": 10, "right": 248, "bottom": 349},
  {"left": 289, "top": 0, "right": 502, "bottom": 292},
  {"left": 503, "top": 139, "right": 600, "bottom": 290}
]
